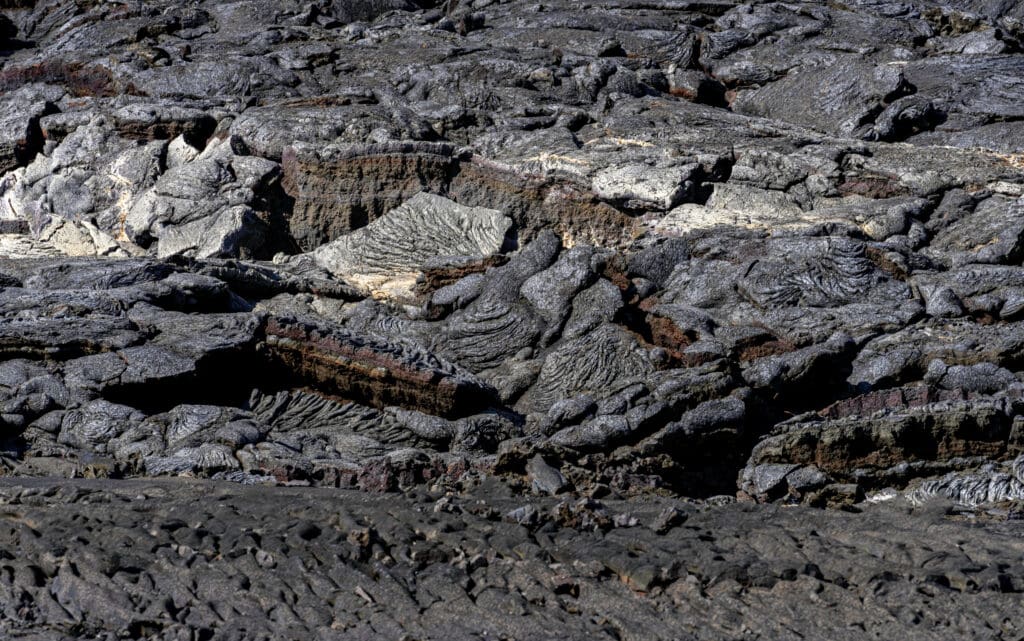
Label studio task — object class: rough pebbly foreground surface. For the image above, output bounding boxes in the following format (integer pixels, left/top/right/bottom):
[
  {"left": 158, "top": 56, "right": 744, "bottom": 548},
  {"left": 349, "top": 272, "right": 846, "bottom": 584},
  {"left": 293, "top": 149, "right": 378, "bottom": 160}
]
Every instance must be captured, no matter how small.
[
  {"left": 1, "top": 477, "right": 1023, "bottom": 641},
  {"left": 2, "top": 0, "right": 1024, "bottom": 638}
]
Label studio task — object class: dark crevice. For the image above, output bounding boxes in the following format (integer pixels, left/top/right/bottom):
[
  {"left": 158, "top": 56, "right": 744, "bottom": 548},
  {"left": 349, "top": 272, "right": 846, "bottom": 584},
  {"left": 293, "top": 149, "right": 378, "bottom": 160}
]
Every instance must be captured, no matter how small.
[
  {"left": 101, "top": 349, "right": 267, "bottom": 415},
  {"left": 691, "top": 156, "right": 734, "bottom": 204},
  {"left": 251, "top": 171, "right": 300, "bottom": 258},
  {"left": 0, "top": 39, "right": 34, "bottom": 56}
]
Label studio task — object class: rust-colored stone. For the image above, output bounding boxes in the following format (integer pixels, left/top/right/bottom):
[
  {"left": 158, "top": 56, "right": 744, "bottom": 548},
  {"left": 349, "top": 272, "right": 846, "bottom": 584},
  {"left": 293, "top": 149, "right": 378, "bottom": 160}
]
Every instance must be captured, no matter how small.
[
  {"left": 262, "top": 315, "right": 495, "bottom": 418},
  {"left": 752, "top": 398, "right": 1021, "bottom": 486},
  {"left": 113, "top": 117, "right": 216, "bottom": 146},
  {"left": 735, "top": 338, "right": 797, "bottom": 362},
  {"left": 819, "top": 385, "right": 969, "bottom": 420},
  {"left": 837, "top": 173, "right": 909, "bottom": 199},
  {"left": 449, "top": 158, "right": 639, "bottom": 248},
  {"left": 864, "top": 245, "right": 909, "bottom": 280},
  {"left": 0, "top": 61, "right": 137, "bottom": 98},
  {"left": 281, "top": 142, "right": 457, "bottom": 250},
  {"left": 414, "top": 254, "right": 509, "bottom": 296}
]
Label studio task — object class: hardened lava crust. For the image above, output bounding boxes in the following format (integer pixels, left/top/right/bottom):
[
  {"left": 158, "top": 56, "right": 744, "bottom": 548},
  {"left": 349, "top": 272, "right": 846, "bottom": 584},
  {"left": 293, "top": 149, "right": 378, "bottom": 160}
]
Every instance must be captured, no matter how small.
[{"left": 1, "top": 0, "right": 1024, "bottom": 639}]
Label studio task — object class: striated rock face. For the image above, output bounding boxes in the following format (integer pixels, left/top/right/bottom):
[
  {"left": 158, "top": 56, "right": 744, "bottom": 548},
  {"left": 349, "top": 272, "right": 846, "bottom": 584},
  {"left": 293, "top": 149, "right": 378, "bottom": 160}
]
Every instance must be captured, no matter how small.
[
  {"left": 3, "top": 0, "right": 1024, "bottom": 636},
  {"left": 282, "top": 141, "right": 459, "bottom": 249},
  {"left": 740, "top": 395, "right": 1024, "bottom": 503},
  {"left": 261, "top": 314, "right": 497, "bottom": 417},
  {"left": 295, "top": 191, "right": 512, "bottom": 300}
]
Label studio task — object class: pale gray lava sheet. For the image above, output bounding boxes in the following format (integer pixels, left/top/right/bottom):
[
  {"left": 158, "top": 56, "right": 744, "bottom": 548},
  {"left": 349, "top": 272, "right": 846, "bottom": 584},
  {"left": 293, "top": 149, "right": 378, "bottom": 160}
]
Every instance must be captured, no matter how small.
[{"left": 1, "top": 0, "right": 1024, "bottom": 639}]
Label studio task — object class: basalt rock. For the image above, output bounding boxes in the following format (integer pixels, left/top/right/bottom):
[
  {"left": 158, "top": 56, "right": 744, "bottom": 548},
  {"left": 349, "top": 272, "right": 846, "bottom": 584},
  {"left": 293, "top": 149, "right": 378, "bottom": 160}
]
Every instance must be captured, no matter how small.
[
  {"left": 261, "top": 314, "right": 497, "bottom": 418},
  {"left": 733, "top": 56, "right": 911, "bottom": 139},
  {"left": 293, "top": 191, "right": 512, "bottom": 300},
  {"left": 0, "top": 84, "right": 58, "bottom": 175},
  {"left": 741, "top": 395, "right": 1024, "bottom": 501},
  {"left": 432, "top": 230, "right": 561, "bottom": 373},
  {"left": 924, "top": 194, "right": 1024, "bottom": 267},
  {"left": 907, "top": 454, "right": 1024, "bottom": 506},
  {"left": 2, "top": 478, "right": 1023, "bottom": 641},
  {"left": 2, "top": 0, "right": 1024, "bottom": 635},
  {"left": 281, "top": 141, "right": 458, "bottom": 250},
  {"left": 850, "top": 321, "right": 1024, "bottom": 390},
  {"left": 124, "top": 139, "right": 285, "bottom": 259}
]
